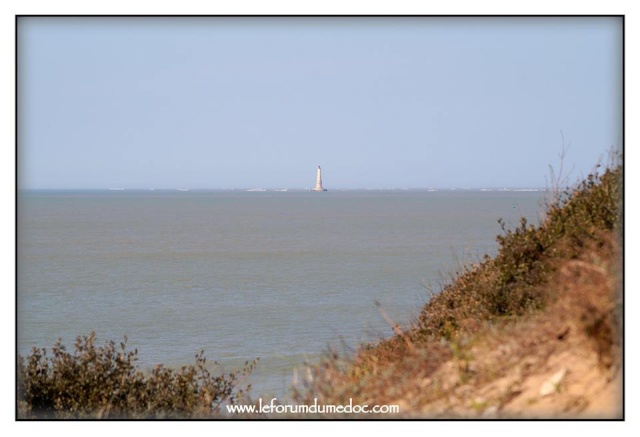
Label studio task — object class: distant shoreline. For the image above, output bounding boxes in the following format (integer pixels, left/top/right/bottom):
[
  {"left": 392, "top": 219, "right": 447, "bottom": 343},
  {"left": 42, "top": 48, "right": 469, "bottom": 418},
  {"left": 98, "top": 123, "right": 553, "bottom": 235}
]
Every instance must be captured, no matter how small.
[{"left": 18, "top": 187, "right": 549, "bottom": 193}]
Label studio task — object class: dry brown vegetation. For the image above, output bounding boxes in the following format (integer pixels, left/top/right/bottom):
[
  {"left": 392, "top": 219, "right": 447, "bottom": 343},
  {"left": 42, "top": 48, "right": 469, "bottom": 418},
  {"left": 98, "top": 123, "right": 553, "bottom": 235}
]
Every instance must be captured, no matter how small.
[
  {"left": 292, "top": 161, "right": 623, "bottom": 419},
  {"left": 17, "top": 160, "right": 623, "bottom": 419}
]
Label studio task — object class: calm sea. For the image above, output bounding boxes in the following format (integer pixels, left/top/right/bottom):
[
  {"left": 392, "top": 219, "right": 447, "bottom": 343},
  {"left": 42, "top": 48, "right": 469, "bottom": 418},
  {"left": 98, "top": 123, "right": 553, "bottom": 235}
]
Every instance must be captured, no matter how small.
[{"left": 17, "top": 189, "right": 545, "bottom": 399}]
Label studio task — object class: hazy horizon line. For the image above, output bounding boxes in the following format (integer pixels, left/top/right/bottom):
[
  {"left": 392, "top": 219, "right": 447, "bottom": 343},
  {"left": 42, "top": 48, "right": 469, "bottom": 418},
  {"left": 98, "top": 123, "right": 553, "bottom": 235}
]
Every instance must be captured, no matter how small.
[{"left": 18, "top": 186, "right": 550, "bottom": 192}]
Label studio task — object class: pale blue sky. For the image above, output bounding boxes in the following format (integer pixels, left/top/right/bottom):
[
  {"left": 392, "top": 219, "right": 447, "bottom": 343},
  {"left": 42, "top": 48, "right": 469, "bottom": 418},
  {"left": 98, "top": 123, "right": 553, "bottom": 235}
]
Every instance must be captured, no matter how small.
[{"left": 18, "top": 16, "right": 622, "bottom": 189}]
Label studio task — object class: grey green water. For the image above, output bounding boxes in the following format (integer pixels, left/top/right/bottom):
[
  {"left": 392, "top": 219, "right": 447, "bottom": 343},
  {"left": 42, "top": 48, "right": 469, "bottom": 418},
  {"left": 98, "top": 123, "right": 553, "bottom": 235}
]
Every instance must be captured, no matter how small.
[{"left": 17, "top": 189, "right": 546, "bottom": 399}]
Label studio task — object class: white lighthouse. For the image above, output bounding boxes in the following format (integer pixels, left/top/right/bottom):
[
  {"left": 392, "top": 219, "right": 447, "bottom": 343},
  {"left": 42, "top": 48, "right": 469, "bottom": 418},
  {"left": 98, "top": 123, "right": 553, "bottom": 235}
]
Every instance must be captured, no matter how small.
[{"left": 312, "top": 166, "right": 327, "bottom": 192}]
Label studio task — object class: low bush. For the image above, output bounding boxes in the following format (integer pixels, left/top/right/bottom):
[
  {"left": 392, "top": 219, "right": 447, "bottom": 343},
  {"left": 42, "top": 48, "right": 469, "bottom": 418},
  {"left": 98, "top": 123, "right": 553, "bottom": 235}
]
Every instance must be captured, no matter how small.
[{"left": 17, "top": 332, "right": 256, "bottom": 419}]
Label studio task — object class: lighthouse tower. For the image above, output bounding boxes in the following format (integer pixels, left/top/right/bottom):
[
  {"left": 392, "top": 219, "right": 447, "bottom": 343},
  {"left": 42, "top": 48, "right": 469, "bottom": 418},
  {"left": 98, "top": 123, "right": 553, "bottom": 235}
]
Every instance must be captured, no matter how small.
[{"left": 312, "top": 166, "right": 327, "bottom": 192}]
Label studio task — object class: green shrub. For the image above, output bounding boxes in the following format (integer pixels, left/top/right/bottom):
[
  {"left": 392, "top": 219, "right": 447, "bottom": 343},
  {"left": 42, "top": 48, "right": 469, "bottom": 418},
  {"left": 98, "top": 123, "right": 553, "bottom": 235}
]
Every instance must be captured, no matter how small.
[
  {"left": 294, "top": 158, "right": 622, "bottom": 410},
  {"left": 17, "top": 332, "right": 256, "bottom": 419},
  {"left": 415, "top": 162, "right": 622, "bottom": 340}
]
